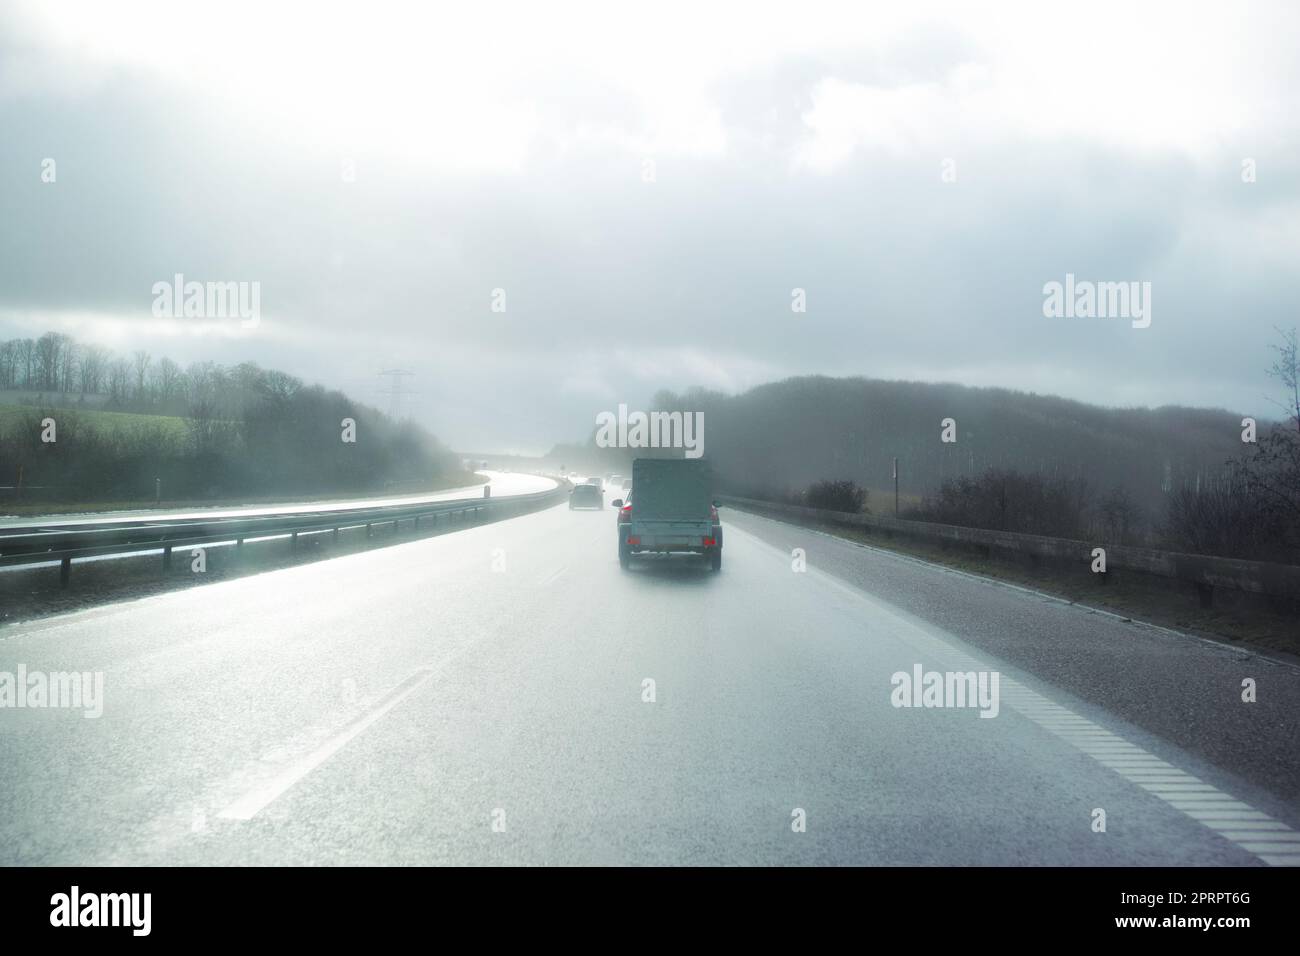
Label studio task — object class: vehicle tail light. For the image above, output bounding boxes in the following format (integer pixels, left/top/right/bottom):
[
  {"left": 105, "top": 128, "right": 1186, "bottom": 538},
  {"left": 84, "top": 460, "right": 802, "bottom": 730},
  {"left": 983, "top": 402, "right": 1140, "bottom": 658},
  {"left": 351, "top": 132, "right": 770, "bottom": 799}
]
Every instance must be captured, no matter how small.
[
  {"left": 703, "top": 537, "right": 716, "bottom": 547},
  {"left": 627, "top": 536, "right": 640, "bottom": 545}
]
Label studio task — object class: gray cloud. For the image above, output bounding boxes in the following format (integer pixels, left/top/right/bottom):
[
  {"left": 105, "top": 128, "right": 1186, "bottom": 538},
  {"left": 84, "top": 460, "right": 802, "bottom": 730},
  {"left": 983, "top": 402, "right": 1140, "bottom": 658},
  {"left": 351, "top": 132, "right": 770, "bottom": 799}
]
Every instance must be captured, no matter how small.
[{"left": 2, "top": 4, "right": 1298, "bottom": 452}]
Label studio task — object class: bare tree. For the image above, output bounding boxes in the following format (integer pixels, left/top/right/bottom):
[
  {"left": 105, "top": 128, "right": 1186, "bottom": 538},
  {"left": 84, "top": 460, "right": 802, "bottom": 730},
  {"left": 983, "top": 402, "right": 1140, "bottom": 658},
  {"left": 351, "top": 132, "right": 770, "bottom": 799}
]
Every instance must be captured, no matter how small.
[
  {"left": 58, "top": 334, "right": 79, "bottom": 393},
  {"left": 79, "top": 345, "right": 110, "bottom": 395},
  {"left": 149, "top": 356, "right": 184, "bottom": 405},
  {"left": 258, "top": 369, "right": 302, "bottom": 404},
  {"left": 132, "top": 350, "right": 152, "bottom": 401},
  {"left": 1098, "top": 485, "right": 1139, "bottom": 544},
  {"left": 17, "top": 338, "right": 34, "bottom": 388},
  {"left": 1249, "top": 328, "right": 1300, "bottom": 534},
  {"left": 0, "top": 339, "right": 15, "bottom": 389},
  {"left": 34, "top": 332, "right": 62, "bottom": 390},
  {"left": 107, "top": 357, "right": 132, "bottom": 405},
  {"left": 1206, "top": 326, "right": 1300, "bottom": 561},
  {"left": 1266, "top": 326, "right": 1300, "bottom": 436}
]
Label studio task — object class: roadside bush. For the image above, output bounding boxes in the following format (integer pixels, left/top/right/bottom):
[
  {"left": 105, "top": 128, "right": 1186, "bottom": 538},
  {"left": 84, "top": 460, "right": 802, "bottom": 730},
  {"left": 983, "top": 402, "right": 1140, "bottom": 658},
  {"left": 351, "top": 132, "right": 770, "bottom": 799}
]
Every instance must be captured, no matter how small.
[
  {"left": 906, "top": 468, "right": 1089, "bottom": 538},
  {"left": 1093, "top": 485, "right": 1144, "bottom": 545},
  {"left": 805, "top": 479, "right": 868, "bottom": 514},
  {"left": 1161, "top": 479, "right": 1282, "bottom": 560}
]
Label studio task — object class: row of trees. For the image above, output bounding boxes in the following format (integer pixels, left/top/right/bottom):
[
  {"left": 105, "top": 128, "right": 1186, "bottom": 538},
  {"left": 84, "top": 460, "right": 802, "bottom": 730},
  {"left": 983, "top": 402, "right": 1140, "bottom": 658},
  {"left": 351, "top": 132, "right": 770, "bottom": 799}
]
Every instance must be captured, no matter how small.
[{"left": 0, "top": 333, "right": 200, "bottom": 413}]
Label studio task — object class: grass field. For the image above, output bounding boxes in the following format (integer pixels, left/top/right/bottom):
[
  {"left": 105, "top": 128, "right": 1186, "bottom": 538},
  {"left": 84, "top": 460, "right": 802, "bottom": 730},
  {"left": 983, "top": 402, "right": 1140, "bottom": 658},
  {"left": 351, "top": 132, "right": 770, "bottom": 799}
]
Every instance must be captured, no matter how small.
[{"left": 0, "top": 403, "right": 190, "bottom": 444}]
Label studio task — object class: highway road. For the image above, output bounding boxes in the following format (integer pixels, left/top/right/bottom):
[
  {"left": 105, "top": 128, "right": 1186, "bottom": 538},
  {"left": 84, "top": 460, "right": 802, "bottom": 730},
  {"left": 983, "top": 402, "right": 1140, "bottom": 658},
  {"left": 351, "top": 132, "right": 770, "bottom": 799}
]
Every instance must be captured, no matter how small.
[{"left": 2, "top": 490, "right": 1298, "bottom": 865}]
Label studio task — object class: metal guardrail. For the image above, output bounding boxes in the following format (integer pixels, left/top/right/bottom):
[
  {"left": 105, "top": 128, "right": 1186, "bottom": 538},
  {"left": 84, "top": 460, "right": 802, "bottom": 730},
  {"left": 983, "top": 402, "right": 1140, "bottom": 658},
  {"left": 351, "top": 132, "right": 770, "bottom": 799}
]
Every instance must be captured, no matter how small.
[
  {"left": 1, "top": 482, "right": 567, "bottom": 587},
  {"left": 718, "top": 494, "right": 1300, "bottom": 605}
]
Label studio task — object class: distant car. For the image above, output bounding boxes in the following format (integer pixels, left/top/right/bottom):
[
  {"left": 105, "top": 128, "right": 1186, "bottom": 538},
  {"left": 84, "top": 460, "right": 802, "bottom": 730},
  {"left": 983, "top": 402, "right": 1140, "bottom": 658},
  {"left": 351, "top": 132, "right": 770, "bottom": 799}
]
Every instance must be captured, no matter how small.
[
  {"left": 569, "top": 483, "right": 603, "bottom": 510},
  {"left": 585, "top": 477, "right": 603, "bottom": 491},
  {"left": 621, "top": 478, "right": 632, "bottom": 492},
  {"left": 609, "top": 474, "right": 623, "bottom": 487}
]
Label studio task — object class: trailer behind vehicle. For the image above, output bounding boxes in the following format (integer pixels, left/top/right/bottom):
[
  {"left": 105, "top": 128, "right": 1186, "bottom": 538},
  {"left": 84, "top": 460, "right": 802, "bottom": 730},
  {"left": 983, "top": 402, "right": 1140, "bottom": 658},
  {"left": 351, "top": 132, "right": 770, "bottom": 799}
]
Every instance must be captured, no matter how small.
[{"left": 613, "top": 458, "right": 722, "bottom": 570}]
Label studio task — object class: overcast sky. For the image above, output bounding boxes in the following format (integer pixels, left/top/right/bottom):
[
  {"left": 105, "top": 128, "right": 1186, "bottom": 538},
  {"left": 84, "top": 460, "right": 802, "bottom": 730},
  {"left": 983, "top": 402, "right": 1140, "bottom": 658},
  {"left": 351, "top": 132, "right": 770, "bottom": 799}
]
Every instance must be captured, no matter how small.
[{"left": 2, "top": 0, "right": 1298, "bottom": 452}]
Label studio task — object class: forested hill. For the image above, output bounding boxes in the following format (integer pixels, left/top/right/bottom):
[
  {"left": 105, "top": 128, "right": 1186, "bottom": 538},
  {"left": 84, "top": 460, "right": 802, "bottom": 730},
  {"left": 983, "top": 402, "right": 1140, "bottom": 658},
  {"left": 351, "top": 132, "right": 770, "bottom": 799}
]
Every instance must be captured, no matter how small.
[
  {"left": 0, "top": 332, "right": 463, "bottom": 506},
  {"left": 646, "top": 376, "right": 1249, "bottom": 512}
]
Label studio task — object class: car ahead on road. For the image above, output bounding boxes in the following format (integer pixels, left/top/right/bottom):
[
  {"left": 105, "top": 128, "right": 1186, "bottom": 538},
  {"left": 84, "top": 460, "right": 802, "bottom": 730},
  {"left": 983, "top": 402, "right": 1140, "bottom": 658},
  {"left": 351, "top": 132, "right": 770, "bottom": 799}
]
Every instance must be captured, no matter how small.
[
  {"left": 620, "top": 477, "right": 632, "bottom": 493},
  {"left": 585, "top": 476, "right": 603, "bottom": 492},
  {"left": 612, "top": 458, "right": 721, "bottom": 570},
  {"left": 569, "top": 483, "right": 604, "bottom": 510}
]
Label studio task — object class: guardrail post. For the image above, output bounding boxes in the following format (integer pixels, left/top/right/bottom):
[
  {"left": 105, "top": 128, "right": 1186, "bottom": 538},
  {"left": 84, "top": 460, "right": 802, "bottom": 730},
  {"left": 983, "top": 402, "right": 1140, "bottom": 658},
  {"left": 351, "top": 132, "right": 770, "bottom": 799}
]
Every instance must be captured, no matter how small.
[
  {"left": 365, "top": 523, "right": 373, "bottom": 539},
  {"left": 291, "top": 532, "right": 298, "bottom": 550},
  {"left": 1196, "top": 582, "right": 1214, "bottom": 609},
  {"left": 59, "top": 556, "right": 71, "bottom": 588},
  {"left": 414, "top": 515, "right": 420, "bottom": 531},
  {"left": 332, "top": 527, "right": 339, "bottom": 543},
  {"left": 163, "top": 546, "right": 172, "bottom": 571}
]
